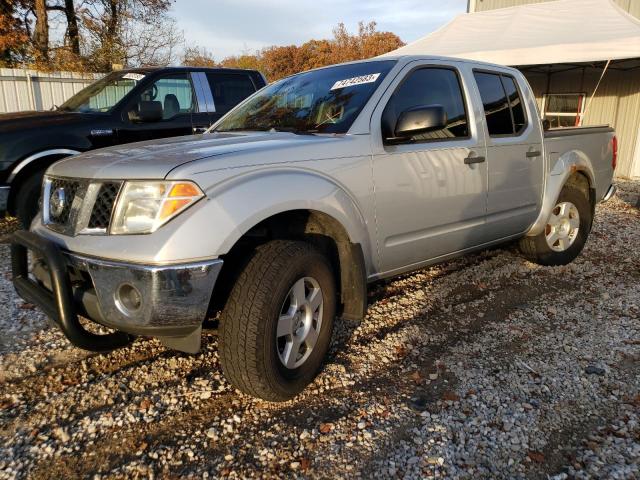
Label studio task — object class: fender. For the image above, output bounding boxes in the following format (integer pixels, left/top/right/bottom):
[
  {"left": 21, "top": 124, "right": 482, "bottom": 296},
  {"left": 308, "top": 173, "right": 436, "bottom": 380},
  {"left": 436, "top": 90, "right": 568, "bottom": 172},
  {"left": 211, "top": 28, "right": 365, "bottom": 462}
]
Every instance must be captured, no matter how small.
[
  {"left": 190, "top": 167, "right": 374, "bottom": 265},
  {"left": 33, "top": 167, "right": 376, "bottom": 271},
  {"left": 526, "top": 149, "right": 596, "bottom": 237}
]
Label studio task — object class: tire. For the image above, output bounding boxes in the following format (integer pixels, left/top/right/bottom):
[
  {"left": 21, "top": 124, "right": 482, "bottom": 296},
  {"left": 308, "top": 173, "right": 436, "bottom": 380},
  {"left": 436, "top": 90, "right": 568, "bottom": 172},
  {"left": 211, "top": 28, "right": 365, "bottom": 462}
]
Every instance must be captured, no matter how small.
[
  {"left": 519, "top": 184, "right": 592, "bottom": 266},
  {"left": 219, "top": 240, "right": 336, "bottom": 401},
  {"left": 14, "top": 170, "right": 46, "bottom": 229}
]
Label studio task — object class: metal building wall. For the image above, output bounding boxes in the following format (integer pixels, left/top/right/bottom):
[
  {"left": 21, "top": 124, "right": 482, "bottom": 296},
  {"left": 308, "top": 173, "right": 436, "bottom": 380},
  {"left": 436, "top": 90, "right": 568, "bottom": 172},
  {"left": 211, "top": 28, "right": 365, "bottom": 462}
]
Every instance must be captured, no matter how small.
[
  {"left": 0, "top": 69, "right": 102, "bottom": 113},
  {"left": 523, "top": 66, "right": 640, "bottom": 178},
  {"left": 470, "top": 0, "right": 640, "bottom": 17}
]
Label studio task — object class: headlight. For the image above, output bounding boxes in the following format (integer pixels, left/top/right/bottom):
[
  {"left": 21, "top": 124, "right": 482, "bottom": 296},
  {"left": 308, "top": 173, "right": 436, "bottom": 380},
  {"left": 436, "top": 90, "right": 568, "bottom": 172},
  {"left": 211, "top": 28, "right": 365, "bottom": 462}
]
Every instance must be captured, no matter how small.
[{"left": 110, "top": 181, "right": 204, "bottom": 235}]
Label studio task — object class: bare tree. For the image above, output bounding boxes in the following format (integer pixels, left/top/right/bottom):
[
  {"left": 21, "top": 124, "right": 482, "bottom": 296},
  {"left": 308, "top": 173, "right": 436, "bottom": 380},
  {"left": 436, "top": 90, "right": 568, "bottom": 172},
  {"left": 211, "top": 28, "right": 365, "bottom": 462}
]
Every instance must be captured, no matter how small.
[{"left": 81, "top": 0, "right": 182, "bottom": 70}]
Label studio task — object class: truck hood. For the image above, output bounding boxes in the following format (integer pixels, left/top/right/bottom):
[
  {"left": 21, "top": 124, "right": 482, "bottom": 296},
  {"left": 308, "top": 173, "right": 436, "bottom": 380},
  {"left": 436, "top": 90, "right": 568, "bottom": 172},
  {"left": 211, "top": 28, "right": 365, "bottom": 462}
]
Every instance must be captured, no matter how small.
[
  {"left": 48, "top": 132, "right": 353, "bottom": 180},
  {"left": 0, "top": 110, "right": 98, "bottom": 133}
]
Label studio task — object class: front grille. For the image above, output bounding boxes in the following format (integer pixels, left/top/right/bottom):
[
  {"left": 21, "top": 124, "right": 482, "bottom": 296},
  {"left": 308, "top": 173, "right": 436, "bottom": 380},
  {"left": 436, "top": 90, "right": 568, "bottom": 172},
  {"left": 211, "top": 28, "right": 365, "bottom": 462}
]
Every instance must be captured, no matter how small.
[
  {"left": 43, "top": 176, "right": 121, "bottom": 236},
  {"left": 48, "top": 177, "right": 81, "bottom": 225},
  {"left": 88, "top": 182, "right": 121, "bottom": 229}
]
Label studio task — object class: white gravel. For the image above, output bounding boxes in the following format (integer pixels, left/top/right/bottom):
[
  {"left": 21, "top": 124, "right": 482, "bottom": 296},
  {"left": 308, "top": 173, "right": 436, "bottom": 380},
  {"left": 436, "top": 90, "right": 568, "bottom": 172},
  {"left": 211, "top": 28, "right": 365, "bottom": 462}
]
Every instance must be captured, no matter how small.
[{"left": 0, "top": 181, "right": 638, "bottom": 479}]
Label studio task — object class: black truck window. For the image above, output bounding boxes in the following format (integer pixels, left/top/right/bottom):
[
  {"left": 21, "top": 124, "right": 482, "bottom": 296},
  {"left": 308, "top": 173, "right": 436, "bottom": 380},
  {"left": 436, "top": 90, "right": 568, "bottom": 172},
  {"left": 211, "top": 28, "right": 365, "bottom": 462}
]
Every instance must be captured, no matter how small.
[
  {"left": 206, "top": 73, "right": 256, "bottom": 115},
  {"left": 133, "top": 74, "right": 195, "bottom": 120}
]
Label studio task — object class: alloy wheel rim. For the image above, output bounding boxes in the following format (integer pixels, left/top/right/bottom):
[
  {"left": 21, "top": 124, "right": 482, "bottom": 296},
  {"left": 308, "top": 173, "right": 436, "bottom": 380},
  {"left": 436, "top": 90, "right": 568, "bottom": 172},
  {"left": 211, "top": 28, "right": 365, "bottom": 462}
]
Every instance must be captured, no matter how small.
[
  {"left": 276, "top": 276, "right": 323, "bottom": 369},
  {"left": 545, "top": 201, "right": 580, "bottom": 252}
]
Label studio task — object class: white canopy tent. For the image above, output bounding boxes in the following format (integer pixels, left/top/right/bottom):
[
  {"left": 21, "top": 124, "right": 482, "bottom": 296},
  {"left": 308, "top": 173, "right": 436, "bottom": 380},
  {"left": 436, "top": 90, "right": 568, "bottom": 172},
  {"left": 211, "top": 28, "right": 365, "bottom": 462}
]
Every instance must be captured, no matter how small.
[{"left": 384, "top": 0, "right": 640, "bottom": 66}]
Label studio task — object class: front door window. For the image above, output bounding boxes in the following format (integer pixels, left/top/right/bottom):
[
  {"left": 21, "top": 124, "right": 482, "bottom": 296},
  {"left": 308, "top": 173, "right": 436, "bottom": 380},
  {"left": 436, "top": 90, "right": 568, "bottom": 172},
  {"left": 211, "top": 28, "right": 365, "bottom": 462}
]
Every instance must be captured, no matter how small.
[{"left": 131, "top": 74, "right": 195, "bottom": 120}]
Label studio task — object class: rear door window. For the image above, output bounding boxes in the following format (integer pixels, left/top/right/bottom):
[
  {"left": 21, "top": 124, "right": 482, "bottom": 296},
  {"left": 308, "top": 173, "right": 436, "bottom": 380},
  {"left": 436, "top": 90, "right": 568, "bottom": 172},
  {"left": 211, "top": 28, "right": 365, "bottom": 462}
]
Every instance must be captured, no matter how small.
[
  {"left": 206, "top": 73, "right": 257, "bottom": 115},
  {"left": 502, "top": 76, "right": 526, "bottom": 134},
  {"left": 474, "top": 71, "right": 527, "bottom": 136}
]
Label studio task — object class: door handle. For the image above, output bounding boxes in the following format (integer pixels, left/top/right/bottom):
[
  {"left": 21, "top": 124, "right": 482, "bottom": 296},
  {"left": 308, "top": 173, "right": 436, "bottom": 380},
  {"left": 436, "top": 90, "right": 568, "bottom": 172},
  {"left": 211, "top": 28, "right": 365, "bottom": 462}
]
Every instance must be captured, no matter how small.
[
  {"left": 193, "top": 126, "right": 209, "bottom": 134},
  {"left": 526, "top": 150, "right": 542, "bottom": 158},
  {"left": 464, "top": 155, "right": 486, "bottom": 165}
]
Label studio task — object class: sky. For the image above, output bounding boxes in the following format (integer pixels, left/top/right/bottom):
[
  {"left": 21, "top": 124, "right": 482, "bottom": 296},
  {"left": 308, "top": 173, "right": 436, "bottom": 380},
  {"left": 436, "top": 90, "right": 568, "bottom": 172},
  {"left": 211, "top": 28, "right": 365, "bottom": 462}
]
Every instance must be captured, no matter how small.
[{"left": 171, "top": 0, "right": 468, "bottom": 60}]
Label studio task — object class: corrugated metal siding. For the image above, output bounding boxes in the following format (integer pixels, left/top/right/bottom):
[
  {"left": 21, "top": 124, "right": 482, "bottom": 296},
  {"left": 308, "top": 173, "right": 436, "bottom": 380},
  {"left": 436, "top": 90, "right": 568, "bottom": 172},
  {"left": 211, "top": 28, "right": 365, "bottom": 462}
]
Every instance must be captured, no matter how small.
[
  {"left": 472, "top": 0, "right": 639, "bottom": 16},
  {"left": 0, "top": 69, "right": 102, "bottom": 113},
  {"left": 523, "top": 67, "right": 640, "bottom": 178}
]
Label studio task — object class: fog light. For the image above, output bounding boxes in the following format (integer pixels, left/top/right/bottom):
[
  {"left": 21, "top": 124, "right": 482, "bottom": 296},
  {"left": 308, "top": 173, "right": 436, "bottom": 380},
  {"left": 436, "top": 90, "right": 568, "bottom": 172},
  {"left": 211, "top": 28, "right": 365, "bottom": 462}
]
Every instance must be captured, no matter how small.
[{"left": 115, "top": 283, "right": 142, "bottom": 315}]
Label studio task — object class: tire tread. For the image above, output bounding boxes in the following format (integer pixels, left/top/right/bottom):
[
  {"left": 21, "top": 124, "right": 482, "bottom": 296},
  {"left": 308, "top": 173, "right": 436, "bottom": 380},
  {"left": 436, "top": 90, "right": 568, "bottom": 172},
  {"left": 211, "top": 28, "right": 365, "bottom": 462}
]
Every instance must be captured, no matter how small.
[{"left": 219, "top": 240, "right": 327, "bottom": 401}]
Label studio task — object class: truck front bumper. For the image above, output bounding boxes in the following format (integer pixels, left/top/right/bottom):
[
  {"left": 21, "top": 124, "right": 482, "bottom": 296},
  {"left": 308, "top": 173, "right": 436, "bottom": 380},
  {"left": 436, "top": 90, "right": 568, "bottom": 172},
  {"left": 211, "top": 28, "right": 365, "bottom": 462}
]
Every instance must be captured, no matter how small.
[{"left": 11, "top": 230, "right": 222, "bottom": 353}]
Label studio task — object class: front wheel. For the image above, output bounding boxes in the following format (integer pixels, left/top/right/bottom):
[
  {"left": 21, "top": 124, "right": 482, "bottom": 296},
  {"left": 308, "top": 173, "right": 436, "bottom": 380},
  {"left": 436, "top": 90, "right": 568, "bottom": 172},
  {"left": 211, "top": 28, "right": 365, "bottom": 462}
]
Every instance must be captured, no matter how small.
[
  {"left": 219, "top": 240, "right": 336, "bottom": 401},
  {"left": 519, "top": 184, "right": 592, "bottom": 266},
  {"left": 14, "top": 169, "right": 46, "bottom": 229}
]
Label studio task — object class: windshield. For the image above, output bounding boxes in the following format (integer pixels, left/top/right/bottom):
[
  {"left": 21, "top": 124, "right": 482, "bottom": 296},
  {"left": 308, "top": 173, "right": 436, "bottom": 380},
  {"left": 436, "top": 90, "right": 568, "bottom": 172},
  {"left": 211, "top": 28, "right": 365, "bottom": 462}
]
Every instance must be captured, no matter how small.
[
  {"left": 58, "top": 71, "right": 146, "bottom": 113},
  {"left": 214, "top": 60, "right": 396, "bottom": 134}
]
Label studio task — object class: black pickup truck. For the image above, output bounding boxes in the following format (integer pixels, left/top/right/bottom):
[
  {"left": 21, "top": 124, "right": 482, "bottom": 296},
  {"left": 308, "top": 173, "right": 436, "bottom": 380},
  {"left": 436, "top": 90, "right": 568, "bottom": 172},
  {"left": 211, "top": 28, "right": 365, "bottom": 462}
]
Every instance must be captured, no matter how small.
[{"left": 0, "top": 66, "right": 267, "bottom": 226}]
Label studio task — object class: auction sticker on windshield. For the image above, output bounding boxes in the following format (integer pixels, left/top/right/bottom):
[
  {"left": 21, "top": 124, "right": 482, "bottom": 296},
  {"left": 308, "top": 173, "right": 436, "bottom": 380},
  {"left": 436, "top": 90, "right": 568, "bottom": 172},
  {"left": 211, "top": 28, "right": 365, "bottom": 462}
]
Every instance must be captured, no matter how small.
[
  {"left": 123, "top": 73, "right": 145, "bottom": 81},
  {"left": 330, "top": 73, "right": 381, "bottom": 91}
]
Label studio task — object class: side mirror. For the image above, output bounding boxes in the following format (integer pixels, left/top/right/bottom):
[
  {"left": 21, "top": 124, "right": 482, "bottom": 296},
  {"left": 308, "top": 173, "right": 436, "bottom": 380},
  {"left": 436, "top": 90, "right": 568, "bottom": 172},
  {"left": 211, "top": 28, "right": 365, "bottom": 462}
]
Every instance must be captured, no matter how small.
[
  {"left": 392, "top": 105, "right": 447, "bottom": 140},
  {"left": 128, "top": 101, "right": 163, "bottom": 123}
]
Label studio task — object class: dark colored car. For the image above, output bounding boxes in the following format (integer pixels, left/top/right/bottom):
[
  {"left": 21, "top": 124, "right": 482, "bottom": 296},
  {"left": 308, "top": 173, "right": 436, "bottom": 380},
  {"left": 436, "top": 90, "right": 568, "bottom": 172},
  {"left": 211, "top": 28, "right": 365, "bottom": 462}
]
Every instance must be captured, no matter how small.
[{"left": 0, "top": 66, "right": 267, "bottom": 226}]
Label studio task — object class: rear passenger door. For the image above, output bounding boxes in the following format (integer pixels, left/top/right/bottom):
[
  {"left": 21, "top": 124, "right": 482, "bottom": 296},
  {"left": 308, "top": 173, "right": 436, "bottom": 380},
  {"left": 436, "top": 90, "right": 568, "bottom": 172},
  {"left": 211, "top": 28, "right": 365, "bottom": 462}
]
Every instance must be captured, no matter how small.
[
  {"left": 205, "top": 72, "right": 259, "bottom": 123},
  {"left": 473, "top": 70, "right": 544, "bottom": 238}
]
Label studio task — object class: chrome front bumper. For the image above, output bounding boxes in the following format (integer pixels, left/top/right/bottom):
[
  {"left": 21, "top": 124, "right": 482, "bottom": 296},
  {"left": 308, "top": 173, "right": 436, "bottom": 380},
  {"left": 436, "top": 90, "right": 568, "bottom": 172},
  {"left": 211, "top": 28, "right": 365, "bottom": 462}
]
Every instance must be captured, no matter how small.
[
  {"left": 13, "top": 229, "right": 223, "bottom": 353},
  {"left": 67, "top": 253, "right": 223, "bottom": 336}
]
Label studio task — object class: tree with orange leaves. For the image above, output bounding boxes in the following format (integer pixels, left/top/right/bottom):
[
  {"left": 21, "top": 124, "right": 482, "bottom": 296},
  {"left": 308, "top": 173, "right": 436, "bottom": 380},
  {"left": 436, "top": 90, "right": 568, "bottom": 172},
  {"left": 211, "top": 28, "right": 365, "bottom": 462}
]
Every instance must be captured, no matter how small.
[
  {"left": 0, "top": 0, "right": 30, "bottom": 67},
  {"left": 219, "top": 21, "right": 404, "bottom": 81}
]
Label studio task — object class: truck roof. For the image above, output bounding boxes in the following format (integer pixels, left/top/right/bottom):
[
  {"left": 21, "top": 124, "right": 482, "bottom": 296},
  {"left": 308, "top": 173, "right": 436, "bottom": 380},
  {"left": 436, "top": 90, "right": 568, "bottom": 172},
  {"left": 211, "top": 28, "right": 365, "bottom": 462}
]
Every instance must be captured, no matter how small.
[
  {"left": 298, "top": 55, "right": 521, "bottom": 76},
  {"left": 117, "top": 66, "right": 263, "bottom": 75}
]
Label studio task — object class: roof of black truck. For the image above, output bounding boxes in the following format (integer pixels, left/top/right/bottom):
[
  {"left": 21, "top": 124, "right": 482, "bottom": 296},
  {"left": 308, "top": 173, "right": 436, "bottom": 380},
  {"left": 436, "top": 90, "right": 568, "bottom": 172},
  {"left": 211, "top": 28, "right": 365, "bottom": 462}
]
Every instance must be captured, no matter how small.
[{"left": 119, "top": 66, "right": 262, "bottom": 75}]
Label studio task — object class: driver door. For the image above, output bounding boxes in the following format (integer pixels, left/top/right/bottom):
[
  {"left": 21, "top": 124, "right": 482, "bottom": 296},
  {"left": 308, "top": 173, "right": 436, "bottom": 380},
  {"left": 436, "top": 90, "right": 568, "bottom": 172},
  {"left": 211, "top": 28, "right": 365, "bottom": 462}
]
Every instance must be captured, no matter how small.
[
  {"left": 118, "top": 73, "right": 196, "bottom": 143},
  {"left": 371, "top": 64, "right": 489, "bottom": 275}
]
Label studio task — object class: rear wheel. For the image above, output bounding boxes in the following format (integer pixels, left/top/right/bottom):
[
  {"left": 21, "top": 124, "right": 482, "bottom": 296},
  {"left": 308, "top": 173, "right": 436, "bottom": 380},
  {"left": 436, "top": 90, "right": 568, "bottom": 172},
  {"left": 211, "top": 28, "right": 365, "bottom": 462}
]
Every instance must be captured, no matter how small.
[
  {"left": 219, "top": 240, "right": 336, "bottom": 401},
  {"left": 519, "top": 184, "right": 592, "bottom": 266}
]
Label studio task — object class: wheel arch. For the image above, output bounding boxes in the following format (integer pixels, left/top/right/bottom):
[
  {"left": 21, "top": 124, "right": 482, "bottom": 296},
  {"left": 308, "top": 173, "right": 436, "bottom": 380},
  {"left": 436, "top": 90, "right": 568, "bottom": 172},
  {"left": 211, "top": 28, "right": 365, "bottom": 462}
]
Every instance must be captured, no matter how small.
[
  {"left": 210, "top": 208, "right": 368, "bottom": 323},
  {"left": 7, "top": 149, "right": 80, "bottom": 213},
  {"left": 527, "top": 153, "right": 595, "bottom": 237}
]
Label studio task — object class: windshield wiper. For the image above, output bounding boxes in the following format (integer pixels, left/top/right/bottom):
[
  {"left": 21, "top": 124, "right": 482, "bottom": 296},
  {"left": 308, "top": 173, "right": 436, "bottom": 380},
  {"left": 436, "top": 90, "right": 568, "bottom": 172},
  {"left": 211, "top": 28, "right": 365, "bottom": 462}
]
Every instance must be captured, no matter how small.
[
  {"left": 268, "top": 126, "right": 316, "bottom": 136},
  {"left": 215, "top": 126, "right": 316, "bottom": 135},
  {"left": 215, "top": 127, "right": 268, "bottom": 133}
]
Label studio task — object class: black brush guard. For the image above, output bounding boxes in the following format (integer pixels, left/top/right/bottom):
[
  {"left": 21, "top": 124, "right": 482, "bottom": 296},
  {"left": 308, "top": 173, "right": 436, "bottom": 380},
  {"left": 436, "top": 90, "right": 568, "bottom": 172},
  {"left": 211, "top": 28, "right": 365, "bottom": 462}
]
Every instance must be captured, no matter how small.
[{"left": 10, "top": 230, "right": 131, "bottom": 352}]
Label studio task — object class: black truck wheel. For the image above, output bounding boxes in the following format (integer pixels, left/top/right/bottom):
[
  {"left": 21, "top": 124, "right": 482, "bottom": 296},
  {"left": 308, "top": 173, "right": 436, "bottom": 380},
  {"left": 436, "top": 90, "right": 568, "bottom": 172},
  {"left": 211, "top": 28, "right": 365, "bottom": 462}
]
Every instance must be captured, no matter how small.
[
  {"left": 219, "top": 240, "right": 336, "bottom": 401},
  {"left": 14, "top": 169, "right": 46, "bottom": 229},
  {"left": 519, "top": 184, "right": 592, "bottom": 266}
]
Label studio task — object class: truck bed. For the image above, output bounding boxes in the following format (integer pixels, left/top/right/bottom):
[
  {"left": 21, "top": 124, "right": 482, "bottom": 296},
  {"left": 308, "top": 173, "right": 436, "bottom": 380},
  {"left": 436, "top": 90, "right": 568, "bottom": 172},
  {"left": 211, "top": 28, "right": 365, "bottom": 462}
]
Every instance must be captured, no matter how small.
[{"left": 544, "top": 125, "right": 616, "bottom": 200}]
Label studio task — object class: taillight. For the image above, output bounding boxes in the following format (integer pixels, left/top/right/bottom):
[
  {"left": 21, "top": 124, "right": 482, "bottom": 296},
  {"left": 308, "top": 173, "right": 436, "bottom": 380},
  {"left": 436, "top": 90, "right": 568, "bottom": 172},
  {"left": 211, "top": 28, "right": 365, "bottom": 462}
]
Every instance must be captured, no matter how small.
[{"left": 612, "top": 136, "right": 618, "bottom": 170}]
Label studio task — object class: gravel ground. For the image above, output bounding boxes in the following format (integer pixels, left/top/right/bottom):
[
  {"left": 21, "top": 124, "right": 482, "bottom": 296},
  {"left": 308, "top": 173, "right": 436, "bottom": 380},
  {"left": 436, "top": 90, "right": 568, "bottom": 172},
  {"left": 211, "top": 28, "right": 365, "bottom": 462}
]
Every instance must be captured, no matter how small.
[{"left": 1, "top": 181, "right": 639, "bottom": 480}]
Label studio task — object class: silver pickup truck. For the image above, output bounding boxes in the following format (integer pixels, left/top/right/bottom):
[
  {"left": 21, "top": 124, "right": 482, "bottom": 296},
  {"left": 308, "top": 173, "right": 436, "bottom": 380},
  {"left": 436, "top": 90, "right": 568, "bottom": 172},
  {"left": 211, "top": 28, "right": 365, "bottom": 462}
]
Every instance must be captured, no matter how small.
[{"left": 11, "top": 56, "right": 617, "bottom": 401}]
